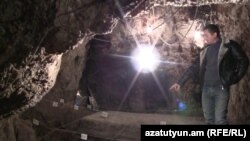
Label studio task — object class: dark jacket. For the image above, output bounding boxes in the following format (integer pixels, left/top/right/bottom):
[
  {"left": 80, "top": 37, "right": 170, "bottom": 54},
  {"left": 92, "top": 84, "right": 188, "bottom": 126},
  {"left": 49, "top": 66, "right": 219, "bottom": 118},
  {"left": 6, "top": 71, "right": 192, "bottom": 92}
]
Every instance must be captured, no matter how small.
[{"left": 178, "top": 39, "right": 249, "bottom": 88}]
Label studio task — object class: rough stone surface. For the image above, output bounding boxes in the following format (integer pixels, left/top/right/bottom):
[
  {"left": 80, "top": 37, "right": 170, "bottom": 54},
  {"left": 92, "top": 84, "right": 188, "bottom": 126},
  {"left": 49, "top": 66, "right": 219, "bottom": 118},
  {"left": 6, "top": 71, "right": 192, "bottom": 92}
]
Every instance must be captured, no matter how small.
[
  {"left": 0, "top": 116, "right": 36, "bottom": 141},
  {"left": 214, "top": 3, "right": 250, "bottom": 124},
  {"left": 0, "top": 0, "right": 142, "bottom": 119},
  {"left": 1, "top": 0, "right": 250, "bottom": 141},
  {"left": 86, "top": 2, "right": 250, "bottom": 123}
]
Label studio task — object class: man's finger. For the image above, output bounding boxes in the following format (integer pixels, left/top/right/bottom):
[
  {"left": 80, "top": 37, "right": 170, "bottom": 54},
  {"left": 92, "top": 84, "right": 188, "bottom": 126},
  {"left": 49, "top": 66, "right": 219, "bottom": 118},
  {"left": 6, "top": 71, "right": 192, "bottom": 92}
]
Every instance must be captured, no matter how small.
[
  {"left": 169, "top": 85, "right": 175, "bottom": 90},
  {"left": 170, "top": 86, "right": 177, "bottom": 91}
]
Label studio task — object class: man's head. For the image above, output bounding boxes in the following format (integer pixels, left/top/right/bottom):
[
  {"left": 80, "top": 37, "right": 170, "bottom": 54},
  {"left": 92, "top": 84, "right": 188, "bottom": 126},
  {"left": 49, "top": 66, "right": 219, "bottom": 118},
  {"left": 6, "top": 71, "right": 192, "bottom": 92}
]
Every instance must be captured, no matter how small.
[{"left": 202, "top": 24, "right": 221, "bottom": 45}]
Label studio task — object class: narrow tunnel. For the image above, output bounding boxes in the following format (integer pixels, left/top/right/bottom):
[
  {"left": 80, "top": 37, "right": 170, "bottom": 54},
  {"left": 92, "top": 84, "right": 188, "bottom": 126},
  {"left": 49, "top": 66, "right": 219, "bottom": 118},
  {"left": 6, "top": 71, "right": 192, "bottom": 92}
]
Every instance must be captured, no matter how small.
[
  {"left": 80, "top": 34, "right": 176, "bottom": 113},
  {"left": 0, "top": 0, "right": 250, "bottom": 140}
]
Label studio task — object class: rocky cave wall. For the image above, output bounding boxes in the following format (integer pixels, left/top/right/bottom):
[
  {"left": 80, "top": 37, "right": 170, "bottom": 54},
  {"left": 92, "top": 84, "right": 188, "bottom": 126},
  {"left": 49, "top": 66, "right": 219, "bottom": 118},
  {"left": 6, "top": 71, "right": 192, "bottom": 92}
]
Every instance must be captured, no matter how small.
[
  {"left": 92, "top": 2, "right": 250, "bottom": 123},
  {"left": 0, "top": 0, "right": 250, "bottom": 140},
  {"left": 0, "top": 0, "right": 140, "bottom": 119},
  {"left": 0, "top": 0, "right": 146, "bottom": 140}
]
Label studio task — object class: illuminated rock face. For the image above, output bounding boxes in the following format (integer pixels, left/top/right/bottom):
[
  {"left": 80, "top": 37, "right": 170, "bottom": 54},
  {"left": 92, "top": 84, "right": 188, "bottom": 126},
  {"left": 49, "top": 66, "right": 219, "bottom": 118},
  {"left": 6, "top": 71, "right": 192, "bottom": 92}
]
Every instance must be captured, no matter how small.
[
  {"left": 0, "top": 2, "right": 250, "bottom": 140},
  {"left": 109, "top": 2, "right": 250, "bottom": 124},
  {"left": 0, "top": 0, "right": 140, "bottom": 119},
  {"left": 84, "top": 2, "right": 250, "bottom": 123}
]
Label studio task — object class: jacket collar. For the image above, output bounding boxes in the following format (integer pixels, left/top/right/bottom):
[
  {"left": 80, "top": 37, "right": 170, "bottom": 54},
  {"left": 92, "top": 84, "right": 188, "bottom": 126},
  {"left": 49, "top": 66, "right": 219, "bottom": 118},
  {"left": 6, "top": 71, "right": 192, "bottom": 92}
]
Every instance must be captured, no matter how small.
[
  {"left": 200, "top": 38, "right": 228, "bottom": 67},
  {"left": 200, "top": 46, "right": 207, "bottom": 67},
  {"left": 217, "top": 38, "right": 228, "bottom": 66}
]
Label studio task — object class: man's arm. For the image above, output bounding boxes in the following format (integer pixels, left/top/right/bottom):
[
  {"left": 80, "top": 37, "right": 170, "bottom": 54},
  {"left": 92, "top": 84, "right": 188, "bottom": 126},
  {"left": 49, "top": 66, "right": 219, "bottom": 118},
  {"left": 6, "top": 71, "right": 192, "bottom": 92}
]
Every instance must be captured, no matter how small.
[
  {"left": 227, "top": 40, "right": 249, "bottom": 83},
  {"left": 170, "top": 56, "right": 200, "bottom": 92},
  {"left": 178, "top": 56, "right": 200, "bottom": 87}
]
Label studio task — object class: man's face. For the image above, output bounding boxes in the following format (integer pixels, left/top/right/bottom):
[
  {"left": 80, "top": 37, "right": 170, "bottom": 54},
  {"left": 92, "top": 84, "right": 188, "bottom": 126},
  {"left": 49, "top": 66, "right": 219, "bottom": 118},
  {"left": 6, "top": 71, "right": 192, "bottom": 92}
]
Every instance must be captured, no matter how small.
[{"left": 202, "top": 29, "right": 218, "bottom": 45}]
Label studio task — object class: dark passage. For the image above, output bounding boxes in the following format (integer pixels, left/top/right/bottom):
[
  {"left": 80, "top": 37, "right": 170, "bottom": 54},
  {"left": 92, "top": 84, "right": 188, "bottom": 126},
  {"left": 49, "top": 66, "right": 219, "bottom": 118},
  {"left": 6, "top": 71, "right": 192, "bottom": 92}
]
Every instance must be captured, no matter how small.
[{"left": 80, "top": 35, "right": 175, "bottom": 112}]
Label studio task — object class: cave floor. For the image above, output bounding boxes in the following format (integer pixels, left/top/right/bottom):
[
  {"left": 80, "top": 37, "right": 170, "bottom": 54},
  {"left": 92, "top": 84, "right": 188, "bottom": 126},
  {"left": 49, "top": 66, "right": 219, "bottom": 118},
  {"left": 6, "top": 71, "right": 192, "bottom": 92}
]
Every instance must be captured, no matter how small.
[{"left": 78, "top": 111, "right": 204, "bottom": 141}]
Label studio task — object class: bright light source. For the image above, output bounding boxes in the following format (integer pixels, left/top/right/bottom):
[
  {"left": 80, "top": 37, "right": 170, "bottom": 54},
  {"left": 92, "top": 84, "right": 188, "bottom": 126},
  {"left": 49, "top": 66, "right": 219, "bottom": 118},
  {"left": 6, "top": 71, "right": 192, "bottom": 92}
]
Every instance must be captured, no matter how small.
[
  {"left": 131, "top": 44, "right": 160, "bottom": 73},
  {"left": 146, "top": 26, "right": 153, "bottom": 34},
  {"left": 76, "top": 91, "right": 81, "bottom": 96},
  {"left": 194, "top": 31, "right": 202, "bottom": 40},
  {"left": 193, "top": 30, "right": 204, "bottom": 48}
]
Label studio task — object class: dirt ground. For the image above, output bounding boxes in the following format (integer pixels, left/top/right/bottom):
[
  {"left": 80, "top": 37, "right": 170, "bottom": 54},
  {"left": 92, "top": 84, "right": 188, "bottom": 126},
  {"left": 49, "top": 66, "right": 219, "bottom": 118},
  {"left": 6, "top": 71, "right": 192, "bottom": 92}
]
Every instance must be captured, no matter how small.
[{"left": 79, "top": 111, "right": 204, "bottom": 141}]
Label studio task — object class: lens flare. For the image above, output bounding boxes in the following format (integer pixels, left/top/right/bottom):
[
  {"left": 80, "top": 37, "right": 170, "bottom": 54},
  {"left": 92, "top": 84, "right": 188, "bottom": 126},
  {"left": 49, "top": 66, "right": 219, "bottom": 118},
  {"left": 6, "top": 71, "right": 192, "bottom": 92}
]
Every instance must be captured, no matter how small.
[
  {"left": 178, "top": 102, "right": 187, "bottom": 111},
  {"left": 146, "top": 26, "right": 153, "bottom": 34},
  {"left": 194, "top": 30, "right": 202, "bottom": 40},
  {"left": 131, "top": 44, "right": 160, "bottom": 73}
]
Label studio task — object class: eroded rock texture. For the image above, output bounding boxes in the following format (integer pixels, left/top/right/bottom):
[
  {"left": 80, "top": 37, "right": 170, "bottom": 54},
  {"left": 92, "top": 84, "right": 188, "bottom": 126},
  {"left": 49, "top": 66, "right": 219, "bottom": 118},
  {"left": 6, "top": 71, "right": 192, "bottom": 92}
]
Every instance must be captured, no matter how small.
[
  {"left": 0, "top": 0, "right": 250, "bottom": 140},
  {"left": 0, "top": 0, "right": 142, "bottom": 119}
]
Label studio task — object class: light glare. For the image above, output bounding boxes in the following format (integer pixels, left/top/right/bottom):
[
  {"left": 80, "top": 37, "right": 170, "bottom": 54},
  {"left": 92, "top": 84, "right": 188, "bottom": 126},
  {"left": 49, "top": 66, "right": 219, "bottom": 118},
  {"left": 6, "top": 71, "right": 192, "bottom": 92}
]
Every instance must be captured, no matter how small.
[
  {"left": 131, "top": 44, "right": 160, "bottom": 73},
  {"left": 194, "top": 31, "right": 202, "bottom": 40},
  {"left": 146, "top": 26, "right": 153, "bottom": 34},
  {"left": 193, "top": 30, "right": 204, "bottom": 48}
]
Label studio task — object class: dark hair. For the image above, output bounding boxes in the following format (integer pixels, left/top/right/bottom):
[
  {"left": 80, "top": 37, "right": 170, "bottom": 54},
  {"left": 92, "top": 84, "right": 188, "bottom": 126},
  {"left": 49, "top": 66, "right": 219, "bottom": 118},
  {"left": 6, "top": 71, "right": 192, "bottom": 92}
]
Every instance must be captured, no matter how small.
[{"left": 203, "top": 24, "right": 221, "bottom": 38}]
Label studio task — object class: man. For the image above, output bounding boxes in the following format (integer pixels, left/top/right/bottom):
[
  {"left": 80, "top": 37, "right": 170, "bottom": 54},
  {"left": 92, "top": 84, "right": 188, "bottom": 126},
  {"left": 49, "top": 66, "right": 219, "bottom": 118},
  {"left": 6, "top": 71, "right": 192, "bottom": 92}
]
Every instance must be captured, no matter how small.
[{"left": 170, "top": 24, "right": 249, "bottom": 124}]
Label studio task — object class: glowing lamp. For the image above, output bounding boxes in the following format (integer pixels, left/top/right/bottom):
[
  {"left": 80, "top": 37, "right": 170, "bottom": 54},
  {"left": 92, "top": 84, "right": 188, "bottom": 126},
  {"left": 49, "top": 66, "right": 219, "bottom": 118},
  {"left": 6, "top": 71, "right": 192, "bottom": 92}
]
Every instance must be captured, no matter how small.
[
  {"left": 131, "top": 44, "right": 160, "bottom": 73},
  {"left": 194, "top": 31, "right": 202, "bottom": 40},
  {"left": 146, "top": 26, "right": 153, "bottom": 34}
]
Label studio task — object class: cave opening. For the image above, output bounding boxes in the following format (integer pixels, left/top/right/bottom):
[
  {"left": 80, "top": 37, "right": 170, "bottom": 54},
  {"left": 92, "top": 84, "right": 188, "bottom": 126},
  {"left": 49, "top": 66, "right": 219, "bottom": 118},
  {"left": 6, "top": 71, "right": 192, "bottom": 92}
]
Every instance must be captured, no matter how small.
[
  {"left": 80, "top": 34, "right": 177, "bottom": 113},
  {"left": 78, "top": 4, "right": 209, "bottom": 116}
]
